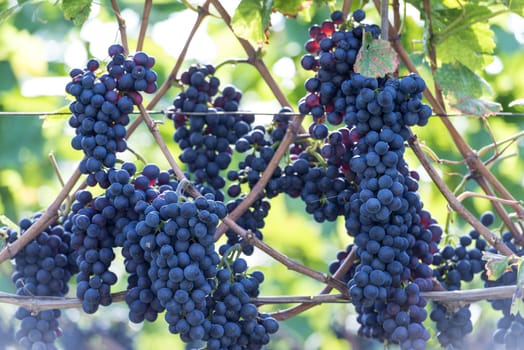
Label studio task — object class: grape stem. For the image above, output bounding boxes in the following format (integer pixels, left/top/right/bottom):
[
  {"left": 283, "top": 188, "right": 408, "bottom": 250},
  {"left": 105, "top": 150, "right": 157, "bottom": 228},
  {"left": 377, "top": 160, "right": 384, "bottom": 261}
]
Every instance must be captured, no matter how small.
[
  {"left": 136, "top": 0, "right": 153, "bottom": 52},
  {"left": 271, "top": 244, "right": 358, "bottom": 321},
  {"left": 136, "top": 104, "right": 200, "bottom": 198},
  {"left": 209, "top": 0, "right": 303, "bottom": 136},
  {"left": 110, "top": 0, "right": 129, "bottom": 55},
  {"left": 408, "top": 134, "right": 514, "bottom": 256},
  {"left": 222, "top": 216, "right": 348, "bottom": 294},
  {"left": 214, "top": 114, "right": 306, "bottom": 239}
]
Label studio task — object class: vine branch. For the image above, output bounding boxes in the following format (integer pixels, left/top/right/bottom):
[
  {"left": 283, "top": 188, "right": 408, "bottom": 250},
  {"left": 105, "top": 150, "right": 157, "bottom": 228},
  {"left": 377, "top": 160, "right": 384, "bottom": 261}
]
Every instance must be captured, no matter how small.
[
  {"left": 136, "top": 0, "right": 152, "bottom": 52},
  {"left": 110, "top": 0, "right": 129, "bottom": 55}
]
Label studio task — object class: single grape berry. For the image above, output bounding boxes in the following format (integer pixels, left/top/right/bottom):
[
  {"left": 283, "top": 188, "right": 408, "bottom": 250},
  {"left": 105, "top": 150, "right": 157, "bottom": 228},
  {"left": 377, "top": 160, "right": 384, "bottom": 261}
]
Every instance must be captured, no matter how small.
[{"left": 353, "top": 9, "right": 366, "bottom": 22}]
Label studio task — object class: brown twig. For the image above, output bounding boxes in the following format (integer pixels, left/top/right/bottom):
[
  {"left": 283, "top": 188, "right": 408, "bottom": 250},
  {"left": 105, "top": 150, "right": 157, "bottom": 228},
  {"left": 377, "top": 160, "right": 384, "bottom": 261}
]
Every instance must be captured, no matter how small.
[
  {"left": 0, "top": 168, "right": 82, "bottom": 263},
  {"left": 110, "top": 0, "right": 129, "bottom": 55},
  {"left": 408, "top": 134, "right": 514, "bottom": 256},
  {"left": 136, "top": 104, "right": 200, "bottom": 198},
  {"left": 271, "top": 244, "right": 358, "bottom": 321},
  {"left": 136, "top": 0, "right": 153, "bottom": 52},
  {"left": 342, "top": 0, "right": 352, "bottom": 18},
  {"left": 127, "top": 1, "right": 212, "bottom": 138},
  {"left": 380, "top": 0, "right": 389, "bottom": 41},
  {"left": 214, "top": 114, "right": 306, "bottom": 239},
  {"left": 392, "top": 0, "right": 401, "bottom": 34},
  {"left": 209, "top": 0, "right": 295, "bottom": 112},
  {"left": 222, "top": 217, "right": 348, "bottom": 294},
  {"left": 0, "top": 290, "right": 127, "bottom": 313},
  {"left": 0, "top": 283, "right": 519, "bottom": 312}
]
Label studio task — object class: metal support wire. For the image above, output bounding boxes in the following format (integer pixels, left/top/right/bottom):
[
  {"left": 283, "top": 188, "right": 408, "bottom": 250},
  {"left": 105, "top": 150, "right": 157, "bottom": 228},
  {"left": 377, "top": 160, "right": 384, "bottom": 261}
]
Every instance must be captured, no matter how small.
[{"left": 1, "top": 110, "right": 524, "bottom": 118}]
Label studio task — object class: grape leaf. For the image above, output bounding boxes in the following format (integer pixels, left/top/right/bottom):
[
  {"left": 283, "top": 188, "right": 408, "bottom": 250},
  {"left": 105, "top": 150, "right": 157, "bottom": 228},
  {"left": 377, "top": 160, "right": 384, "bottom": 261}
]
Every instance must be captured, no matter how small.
[
  {"left": 435, "top": 62, "right": 492, "bottom": 98},
  {"left": 231, "top": 0, "right": 272, "bottom": 46},
  {"left": 273, "top": 0, "right": 303, "bottom": 16},
  {"left": 62, "top": 0, "right": 92, "bottom": 25},
  {"left": 451, "top": 98, "right": 502, "bottom": 117},
  {"left": 482, "top": 252, "right": 511, "bottom": 281},
  {"left": 354, "top": 32, "right": 399, "bottom": 78},
  {"left": 436, "top": 21, "right": 495, "bottom": 72},
  {"left": 509, "top": 0, "right": 524, "bottom": 15},
  {"left": 435, "top": 62, "right": 501, "bottom": 116}
]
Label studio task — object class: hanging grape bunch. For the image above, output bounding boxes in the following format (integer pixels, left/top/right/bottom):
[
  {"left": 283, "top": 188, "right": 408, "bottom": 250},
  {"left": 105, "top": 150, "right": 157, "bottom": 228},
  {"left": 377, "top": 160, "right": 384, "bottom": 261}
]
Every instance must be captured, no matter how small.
[{"left": 66, "top": 44, "right": 158, "bottom": 186}]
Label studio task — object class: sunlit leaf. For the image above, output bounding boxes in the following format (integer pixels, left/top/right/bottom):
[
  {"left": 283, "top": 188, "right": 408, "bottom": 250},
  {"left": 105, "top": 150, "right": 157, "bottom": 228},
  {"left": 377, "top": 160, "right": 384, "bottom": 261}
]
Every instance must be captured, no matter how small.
[
  {"left": 231, "top": 0, "right": 272, "bottom": 45},
  {"left": 451, "top": 98, "right": 502, "bottom": 117},
  {"left": 437, "top": 21, "right": 495, "bottom": 72},
  {"left": 62, "top": 0, "right": 92, "bottom": 25},
  {"left": 509, "top": 98, "right": 524, "bottom": 110},
  {"left": 509, "top": 0, "right": 524, "bottom": 15},
  {"left": 482, "top": 252, "right": 511, "bottom": 280},
  {"left": 435, "top": 62, "right": 492, "bottom": 98},
  {"left": 354, "top": 32, "right": 399, "bottom": 77},
  {"left": 273, "top": 0, "right": 303, "bottom": 16},
  {"left": 435, "top": 62, "right": 501, "bottom": 116}
]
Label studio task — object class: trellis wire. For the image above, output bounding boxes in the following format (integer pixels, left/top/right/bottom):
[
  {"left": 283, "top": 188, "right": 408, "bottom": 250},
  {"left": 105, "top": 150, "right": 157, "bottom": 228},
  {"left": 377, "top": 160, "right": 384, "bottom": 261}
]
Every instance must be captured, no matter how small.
[{"left": 1, "top": 110, "right": 524, "bottom": 118}]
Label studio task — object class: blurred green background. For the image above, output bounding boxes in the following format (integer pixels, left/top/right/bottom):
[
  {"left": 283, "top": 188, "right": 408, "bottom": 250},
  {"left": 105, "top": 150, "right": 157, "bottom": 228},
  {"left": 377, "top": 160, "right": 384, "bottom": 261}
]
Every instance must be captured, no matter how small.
[{"left": 0, "top": 0, "right": 523, "bottom": 349}]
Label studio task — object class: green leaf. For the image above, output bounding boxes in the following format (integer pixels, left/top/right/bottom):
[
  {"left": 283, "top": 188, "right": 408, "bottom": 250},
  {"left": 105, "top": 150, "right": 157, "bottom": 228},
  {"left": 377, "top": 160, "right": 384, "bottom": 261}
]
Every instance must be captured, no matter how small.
[
  {"left": 435, "top": 62, "right": 492, "bottom": 98},
  {"left": 231, "top": 0, "right": 272, "bottom": 45},
  {"left": 451, "top": 98, "right": 502, "bottom": 117},
  {"left": 509, "top": 98, "right": 524, "bottom": 111},
  {"left": 435, "top": 62, "right": 502, "bottom": 116},
  {"left": 509, "top": 0, "right": 524, "bottom": 15},
  {"left": 354, "top": 32, "right": 399, "bottom": 78},
  {"left": 273, "top": 0, "right": 303, "bottom": 16},
  {"left": 0, "top": 0, "right": 41, "bottom": 23},
  {"left": 436, "top": 21, "right": 495, "bottom": 72},
  {"left": 511, "top": 258, "right": 524, "bottom": 315},
  {"left": 62, "top": 0, "right": 92, "bottom": 25},
  {"left": 482, "top": 252, "right": 511, "bottom": 281}
]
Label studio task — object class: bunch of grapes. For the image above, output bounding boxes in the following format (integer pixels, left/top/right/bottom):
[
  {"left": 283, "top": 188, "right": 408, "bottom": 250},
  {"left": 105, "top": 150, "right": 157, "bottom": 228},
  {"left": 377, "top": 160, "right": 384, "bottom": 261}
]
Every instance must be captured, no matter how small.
[
  {"left": 205, "top": 256, "right": 279, "bottom": 349},
  {"left": 7, "top": 215, "right": 78, "bottom": 350},
  {"left": 170, "top": 64, "right": 254, "bottom": 198},
  {"left": 298, "top": 9, "right": 437, "bottom": 349},
  {"left": 298, "top": 10, "right": 381, "bottom": 134},
  {"left": 130, "top": 191, "right": 226, "bottom": 343},
  {"left": 66, "top": 44, "right": 157, "bottom": 184}
]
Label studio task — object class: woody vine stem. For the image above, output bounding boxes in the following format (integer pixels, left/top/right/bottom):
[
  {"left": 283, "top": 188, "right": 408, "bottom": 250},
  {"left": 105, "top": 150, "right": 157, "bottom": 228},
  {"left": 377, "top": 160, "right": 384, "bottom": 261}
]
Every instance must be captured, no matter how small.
[{"left": 0, "top": 0, "right": 522, "bottom": 323}]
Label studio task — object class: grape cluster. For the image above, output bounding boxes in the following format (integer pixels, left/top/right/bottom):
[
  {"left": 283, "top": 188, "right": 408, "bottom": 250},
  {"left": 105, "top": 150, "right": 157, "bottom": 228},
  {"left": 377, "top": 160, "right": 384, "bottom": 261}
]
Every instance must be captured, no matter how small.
[
  {"left": 107, "top": 44, "right": 158, "bottom": 97},
  {"left": 67, "top": 187, "right": 121, "bottom": 314},
  {"left": 298, "top": 10, "right": 382, "bottom": 134},
  {"left": 170, "top": 64, "right": 254, "bottom": 198},
  {"left": 66, "top": 45, "right": 157, "bottom": 183},
  {"left": 8, "top": 215, "right": 77, "bottom": 350},
  {"left": 205, "top": 257, "right": 279, "bottom": 349},
  {"left": 430, "top": 303, "right": 473, "bottom": 349},
  {"left": 128, "top": 191, "right": 226, "bottom": 343},
  {"left": 298, "top": 9, "right": 437, "bottom": 349}
]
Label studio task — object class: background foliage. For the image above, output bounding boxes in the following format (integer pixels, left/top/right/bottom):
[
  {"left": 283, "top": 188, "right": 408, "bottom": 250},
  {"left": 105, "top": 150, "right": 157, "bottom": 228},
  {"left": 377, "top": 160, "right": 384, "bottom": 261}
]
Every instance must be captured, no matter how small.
[{"left": 0, "top": 0, "right": 523, "bottom": 349}]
